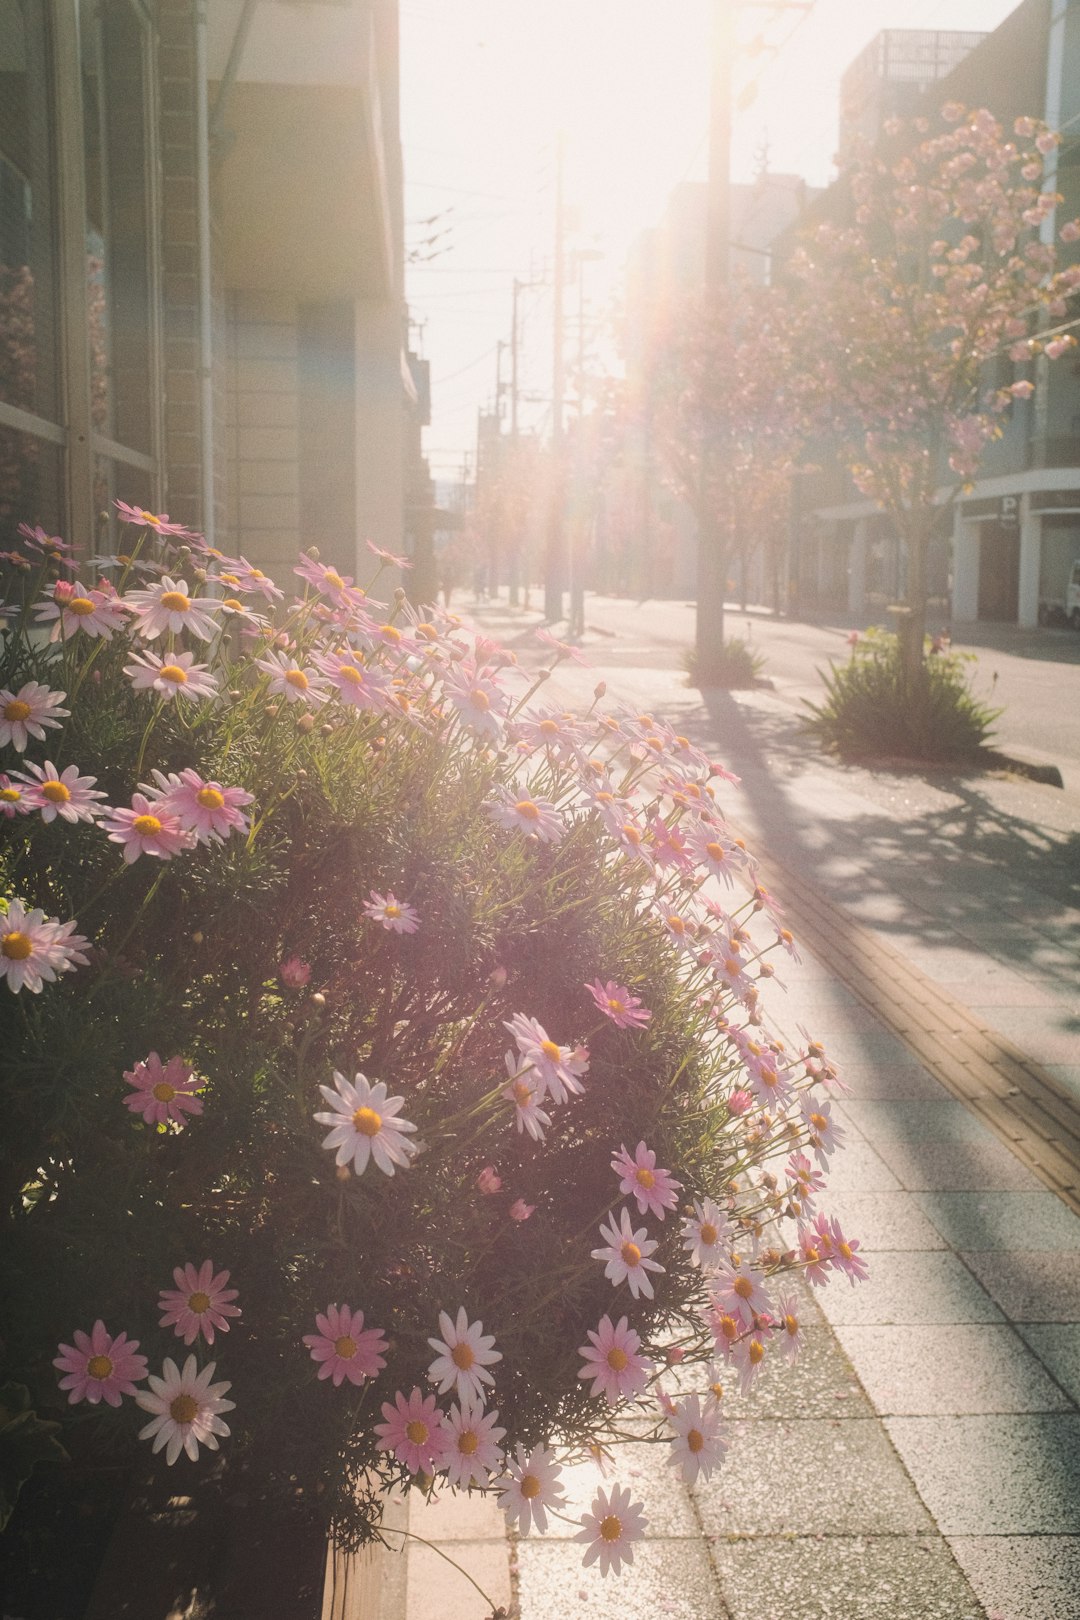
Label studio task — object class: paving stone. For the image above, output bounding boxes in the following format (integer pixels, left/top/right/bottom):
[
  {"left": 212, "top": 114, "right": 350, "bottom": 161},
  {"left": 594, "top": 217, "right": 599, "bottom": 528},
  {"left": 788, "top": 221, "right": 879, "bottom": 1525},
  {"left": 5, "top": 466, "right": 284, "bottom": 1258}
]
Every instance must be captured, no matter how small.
[
  {"left": 948, "top": 1534, "right": 1080, "bottom": 1620},
  {"left": 1016, "top": 1323, "right": 1080, "bottom": 1406},
  {"left": 885, "top": 1414, "right": 1080, "bottom": 1534},
  {"left": 404, "top": 1538, "right": 510, "bottom": 1620},
  {"left": 717, "top": 1325, "right": 872, "bottom": 1421},
  {"left": 406, "top": 1486, "right": 505, "bottom": 1543},
  {"left": 814, "top": 1250, "right": 1003, "bottom": 1328},
  {"left": 517, "top": 1536, "right": 727, "bottom": 1619},
  {"left": 821, "top": 1192, "right": 947, "bottom": 1252},
  {"left": 961, "top": 1250, "right": 1080, "bottom": 1322},
  {"left": 831, "top": 1062, "right": 950, "bottom": 1101},
  {"left": 818, "top": 1138, "right": 902, "bottom": 1193},
  {"left": 692, "top": 1419, "right": 932, "bottom": 1537},
  {"left": 833, "top": 1324, "right": 1073, "bottom": 1415},
  {"left": 915, "top": 1191, "right": 1080, "bottom": 1252},
  {"left": 709, "top": 1535, "right": 984, "bottom": 1620},
  {"left": 793, "top": 1029, "right": 916, "bottom": 1066},
  {"left": 872, "top": 1136, "right": 1044, "bottom": 1192},
  {"left": 535, "top": 1441, "right": 698, "bottom": 1540},
  {"left": 840, "top": 1098, "right": 996, "bottom": 1145},
  {"left": 1045, "top": 1064, "right": 1080, "bottom": 1108}
]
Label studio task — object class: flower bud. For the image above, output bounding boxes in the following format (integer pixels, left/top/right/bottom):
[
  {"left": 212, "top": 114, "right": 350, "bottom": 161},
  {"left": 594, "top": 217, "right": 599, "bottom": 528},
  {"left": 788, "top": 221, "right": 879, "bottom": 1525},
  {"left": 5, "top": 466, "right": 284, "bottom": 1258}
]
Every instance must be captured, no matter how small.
[
  {"left": 306, "top": 546, "right": 320, "bottom": 560},
  {"left": 489, "top": 965, "right": 508, "bottom": 989},
  {"left": 310, "top": 991, "right": 326, "bottom": 1008},
  {"left": 296, "top": 713, "right": 316, "bottom": 733},
  {"left": 191, "top": 930, "right": 205, "bottom": 945},
  {"left": 594, "top": 680, "right": 606, "bottom": 699}
]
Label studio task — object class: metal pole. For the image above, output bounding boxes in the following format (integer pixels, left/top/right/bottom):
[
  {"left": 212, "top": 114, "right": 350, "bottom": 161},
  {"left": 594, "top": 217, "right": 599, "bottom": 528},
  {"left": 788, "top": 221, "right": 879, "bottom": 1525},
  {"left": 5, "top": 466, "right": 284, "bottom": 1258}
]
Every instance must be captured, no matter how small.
[
  {"left": 544, "top": 132, "right": 566, "bottom": 622},
  {"left": 194, "top": 1, "right": 215, "bottom": 548}
]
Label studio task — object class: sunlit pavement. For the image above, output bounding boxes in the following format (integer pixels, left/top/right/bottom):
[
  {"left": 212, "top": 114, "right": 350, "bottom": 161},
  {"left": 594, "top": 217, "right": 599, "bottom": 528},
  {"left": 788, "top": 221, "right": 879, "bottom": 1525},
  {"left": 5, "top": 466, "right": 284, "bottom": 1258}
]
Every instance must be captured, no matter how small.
[{"left": 377, "top": 591, "right": 1080, "bottom": 1620}]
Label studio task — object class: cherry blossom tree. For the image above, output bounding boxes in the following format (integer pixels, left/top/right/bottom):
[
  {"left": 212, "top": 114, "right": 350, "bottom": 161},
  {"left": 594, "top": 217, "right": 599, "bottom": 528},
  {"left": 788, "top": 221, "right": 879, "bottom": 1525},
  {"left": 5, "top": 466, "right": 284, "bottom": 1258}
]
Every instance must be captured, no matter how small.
[{"left": 790, "top": 104, "right": 1080, "bottom": 679}]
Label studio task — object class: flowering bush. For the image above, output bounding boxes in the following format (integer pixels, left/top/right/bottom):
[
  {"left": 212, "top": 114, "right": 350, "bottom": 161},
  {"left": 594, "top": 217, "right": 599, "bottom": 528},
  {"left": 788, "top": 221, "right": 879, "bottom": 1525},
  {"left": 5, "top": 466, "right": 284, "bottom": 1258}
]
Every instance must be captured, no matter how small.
[{"left": 0, "top": 509, "right": 863, "bottom": 1574}]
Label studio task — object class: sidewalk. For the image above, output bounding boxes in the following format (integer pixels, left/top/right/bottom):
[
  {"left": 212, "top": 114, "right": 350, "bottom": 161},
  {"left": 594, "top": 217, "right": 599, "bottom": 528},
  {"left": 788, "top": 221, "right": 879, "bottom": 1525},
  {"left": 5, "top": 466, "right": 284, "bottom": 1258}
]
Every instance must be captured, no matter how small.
[{"left": 379, "top": 595, "right": 1080, "bottom": 1620}]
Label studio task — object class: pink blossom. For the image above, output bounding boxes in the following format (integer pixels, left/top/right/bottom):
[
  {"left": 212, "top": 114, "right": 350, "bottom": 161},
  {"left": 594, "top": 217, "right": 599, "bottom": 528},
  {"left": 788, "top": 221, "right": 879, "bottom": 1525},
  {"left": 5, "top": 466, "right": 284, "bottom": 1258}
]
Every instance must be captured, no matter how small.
[
  {"left": 591, "top": 1207, "right": 665, "bottom": 1300},
  {"left": 0, "top": 680, "right": 69, "bottom": 752},
  {"left": 508, "top": 1198, "right": 535, "bottom": 1222},
  {"left": 279, "top": 955, "right": 311, "bottom": 989},
  {"left": 363, "top": 890, "right": 420, "bottom": 934},
  {"left": 124, "top": 576, "right": 221, "bottom": 641},
  {"left": 585, "top": 979, "right": 651, "bottom": 1029},
  {"left": 366, "top": 539, "right": 412, "bottom": 569},
  {"left": 13, "top": 760, "right": 106, "bottom": 824},
  {"left": 577, "top": 1314, "right": 653, "bottom": 1405},
  {"left": 727, "top": 1088, "right": 753, "bottom": 1116},
  {"left": 34, "top": 580, "right": 127, "bottom": 641},
  {"left": 486, "top": 789, "right": 565, "bottom": 845},
  {"left": 143, "top": 768, "right": 253, "bottom": 845},
  {"left": 102, "top": 793, "right": 193, "bottom": 863},
  {"left": 1, "top": 901, "right": 89, "bottom": 994},
  {"left": 476, "top": 1165, "right": 502, "bottom": 1195},
  {"left": 54, "top": 1320, "right": 148, "bottom": 1407},
  {"left": 114, "top": 501, "right": 194, "bottom": 537},
  {"left": 303, "top": 1303, "right": 388, "bottom": 1385},
  {"left": 124, "top": 649, "right": 219, "bottom": 704},
  {"left": 611, "top": 1141, "right": 681, "bottom": 1220},
  {"left": 123, "top": 1052, "right": 204, "bottom": 1127},
  {"left": 158, "top": 1260, "right": 241, "bottom": 1346},
  {"left": 504, "top": 1012, "right": 588, "bottom": 1105},
  {"left": 375, "top": 1387, "right": 449, "bottom": 1474},
  {"left": 0, "top": 774, "right": 30, "bottom": 817}
]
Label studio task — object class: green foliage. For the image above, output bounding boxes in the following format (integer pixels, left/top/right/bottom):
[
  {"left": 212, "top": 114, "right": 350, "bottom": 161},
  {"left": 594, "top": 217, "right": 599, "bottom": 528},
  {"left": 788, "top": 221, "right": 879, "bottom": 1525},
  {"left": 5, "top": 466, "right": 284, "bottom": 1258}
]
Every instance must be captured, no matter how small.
[
  {"left": 0, "top": 1383, "right": 67, "bottom": 1531},
  {"left": 682, "top": 637, "right": 765, "bottom": 690},
  {"left": 802, "top": 627, "right": 1000, "bottom": 761}
]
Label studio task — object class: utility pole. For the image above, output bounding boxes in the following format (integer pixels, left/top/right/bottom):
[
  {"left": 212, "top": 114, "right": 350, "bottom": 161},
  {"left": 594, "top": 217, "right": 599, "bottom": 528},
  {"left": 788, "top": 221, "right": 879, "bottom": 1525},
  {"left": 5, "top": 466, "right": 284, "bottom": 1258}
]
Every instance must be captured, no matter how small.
[{"left": 544, "top": 131, "right": 566, "bottom": 622}]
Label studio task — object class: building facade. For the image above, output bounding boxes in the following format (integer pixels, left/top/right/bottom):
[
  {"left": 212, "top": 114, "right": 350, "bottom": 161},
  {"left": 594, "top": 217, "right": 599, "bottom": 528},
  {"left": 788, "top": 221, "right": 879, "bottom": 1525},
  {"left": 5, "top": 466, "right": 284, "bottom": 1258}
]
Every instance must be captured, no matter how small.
[{"left": 0, "top": 0, "right": 413, "bottom": 584}]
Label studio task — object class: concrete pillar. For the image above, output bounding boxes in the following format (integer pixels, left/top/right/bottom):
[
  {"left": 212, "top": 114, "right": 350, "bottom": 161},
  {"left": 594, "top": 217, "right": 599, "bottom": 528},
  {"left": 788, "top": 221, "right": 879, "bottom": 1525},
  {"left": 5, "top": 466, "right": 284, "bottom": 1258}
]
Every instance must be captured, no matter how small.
[
  {"left": 354, "top": 296, "right": 403, "bottom": 567},
  {"left": 1018, "top": 493, "right": 1041, "bottom": 629},
  {"left": 848, "top": 518, "right": 868, "bottom": 618},
  {"left": 816, "top": 525, "right": 832, "bottom": 603},
  {"left": 951, "top": 509, "right": 980, "bottom": 622}
]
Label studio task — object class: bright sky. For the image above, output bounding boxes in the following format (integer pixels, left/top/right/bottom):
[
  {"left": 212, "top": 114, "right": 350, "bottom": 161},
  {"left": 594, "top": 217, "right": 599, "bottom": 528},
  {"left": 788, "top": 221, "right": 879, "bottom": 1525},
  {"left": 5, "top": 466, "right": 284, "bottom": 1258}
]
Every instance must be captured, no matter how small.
[{"left": 401, "top": 0, "right": 1023, "bottom": 475}]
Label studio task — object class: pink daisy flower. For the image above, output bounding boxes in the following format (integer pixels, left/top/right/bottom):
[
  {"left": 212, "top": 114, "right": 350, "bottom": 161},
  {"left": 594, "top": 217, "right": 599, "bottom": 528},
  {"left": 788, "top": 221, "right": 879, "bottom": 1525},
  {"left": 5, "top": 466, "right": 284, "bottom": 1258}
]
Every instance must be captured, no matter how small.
[
  {"left": 102, "top": 794, "right": 193, "bottom": 863},
  {"left": 303, "top": 1304, "right": 388, "bottom": 1386},
  {"left": 114, "top": 501, "right": 194, "bottom": 537},
  {"left": 362, "top": 890, "right": 419, "bottom": 934},
  {"left": 294, "top": 556, "right": 360, "bottom": 604},
  {"left": 442, "top": 669, "right": 507, "bottom": 740},
  {"left": 135, "top": 1355, "right": 235, "bottom": 1466},
  {"left": 773, "top": 1292, "right": 806, "bottom": 1364},
  {"left": 216, "top": 556, "right": 284, "bottom": 602},
  {"left": 682, "top": 1198, "right": 728, "bottom": 1270},
  {"left": 53, "top": 1320, "right": 148, "bottom": 1407},
  {"left": 0, "top": 774, "right": 30, "bottom": 817},
  {"left": 709, "top": 1262, "right": 773, "bottom": 1328},
  {"left": 667, "top": 1393, "right": 727, "bottom": 1485},
  {"left": 504, "top": 1013, "right": 588, "bottom": 1106},
  {"left": 123, "top": 1051, "right": 204, "bottom": 1127},
  {"left": 486, "top": 789, "right": 565, "bottom": 845},
  {"left": 375, "top": 1387, "right": 448, "bottom": 1475},
  {"left": 143, "top": 768, "right": 253, "bottom": 845},
  {"left": 124, "top": 576, "right": 221, "bottom": 641},
  {"left": 801, "top": 1096, "right": 846, "bottom": 1169},
  {"left": 158, "top": 1260, "right": 241, "bottom": 1347},
  {"left": 312, "top": 650, "right": 392, "bottom": 713},
  {"left": 17, "top": 521, "right": 75, "bottom": 561},
  {"left": 502, "top": 1055, "right": 552, "bottom": 1142},
  {"left": 585, "top": 979, "right": 652, "bottom": 1029},
  {"left": 253, "top": 649, "right": 328, "bottom": 706},
  {"left": 427, "top": 1306, "right": 502, "bottom": 1405},
  {"left": 826, "top": 1218, "right": 870, "bottom": 1285},
  {"left": 313, "top": 1070, "right": 418, "bottom": 1177},
  {"left": 534, "top": 625, "right": 589, "bottom": 665},
  {"left": 575, "top": 1482, "right": 647, "bottom": 1577},
  {"left": 34, "top": 580, "right": 128, "bottom": 641},
  {"left": 366, "top": 539, "right": 411, "bottom": 569},
  {"left": 611, "top": 1141, "right": 681, "bottom": 1221},
  {"left": 497, "top": 1442, "right": 565, "bottom": 1534},
  {"left": 442, "top": 1399, "right": 505, "bottom": 1488},
  {"left": 592, "top": 1208, "right": 665, "bottom": 1301},
  {"left": 508, "top": 1197, "right": 535, "bottom": 1222},
  {"left": 13, "top": 760, "right": 106, "bottom": 824},
  {"left": 1, "top": 901, "right": 89, "bottom": 994},
  {"left": 124, "top": 649, "right": 219, "bottom": 704},
  {"left": 0, "top": 680, "right": 69, "bottom": 752},
  {"left": 577, "top": 1314, "right": 654, "bottom": 1405}
]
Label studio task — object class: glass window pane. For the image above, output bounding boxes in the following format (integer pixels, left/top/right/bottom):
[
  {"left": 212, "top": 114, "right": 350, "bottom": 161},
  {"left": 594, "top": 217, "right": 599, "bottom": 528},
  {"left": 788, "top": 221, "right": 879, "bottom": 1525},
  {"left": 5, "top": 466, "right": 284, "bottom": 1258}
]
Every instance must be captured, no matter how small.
[
  {"left": 82, "top": 0, "right": 153, "bottom": 454},
  {"left": 0, "top": 424, "right": 62, "bottom": 551},
  {"left": 0, "top": 0, "right": 60, "bottom": 422}
]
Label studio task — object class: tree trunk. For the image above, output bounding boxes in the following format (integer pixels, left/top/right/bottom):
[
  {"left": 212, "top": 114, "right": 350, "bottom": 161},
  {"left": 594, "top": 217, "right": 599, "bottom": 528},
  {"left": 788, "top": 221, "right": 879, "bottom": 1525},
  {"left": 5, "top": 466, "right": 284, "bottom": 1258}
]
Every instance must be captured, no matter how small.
[
  {"left": 695, "top": 500, "right": 728, "bottom": 682},
  {"left": 900, "top": 513, "right": 931, "bottom": 687}
]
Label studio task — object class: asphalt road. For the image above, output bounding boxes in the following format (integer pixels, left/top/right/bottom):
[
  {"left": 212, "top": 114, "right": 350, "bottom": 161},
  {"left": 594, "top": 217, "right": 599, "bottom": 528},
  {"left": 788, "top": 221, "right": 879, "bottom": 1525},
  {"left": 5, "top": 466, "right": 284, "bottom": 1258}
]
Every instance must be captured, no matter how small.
[{"left": 577, "top": 595, "right": 1080, "bottom": 778}]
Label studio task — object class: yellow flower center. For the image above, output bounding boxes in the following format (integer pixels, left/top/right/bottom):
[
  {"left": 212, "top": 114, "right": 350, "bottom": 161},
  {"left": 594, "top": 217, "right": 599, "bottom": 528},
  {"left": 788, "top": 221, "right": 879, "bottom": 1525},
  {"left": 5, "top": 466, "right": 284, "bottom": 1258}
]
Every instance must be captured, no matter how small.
[
  {"left": 334, "top": 1335, "right": 358, "bottom": 1360},
  {"left": 222, "top": 598, "right": 245, "bottom": 612},
  {"left": 196, "top": 787, "right": 225, "bottom": 810},
  {"left": 469, "top": 688, "right": 490, "bottom": 710},
  {"left": 784, "top": 1314, "right": 799, "bottom": 1336},
  {"left": 706, "top": 841, "right": 725, "bottom": 861},
  {"left": 635, "top": 1168, "right": 655, "bottom": 1190},
  {"left": 540, "top": 1040, "right": 561, "bottom": 1062},
  {"left": 710, "top": 1381, "right": 724, "bottom": 1400},
  {"left": 700, "top": 1223, "right": 718, "bottom": 1246},
  {"left": 607, "top": 998, "right": 625, "bottom": 1013},
  {"left": 667, "top": 915, "right": 685, "bottom": 935},
  {"left": 539, "top": 719, "right": 558, "bottom": 736},
  {"left": 520, "top": 1474, "right": 541, "bottom": 1499},
  {"left": 133, "top": 814, "right": 162, "bottom": 836},
  {"left": 512, "top": 1079, "right": 533, "bottom": 1105},
  {"left": 152, "top": 1082, "right": 176, "bottom": 1102},
  {"left": 0, "top": 786, "right": 21, "bottom": 802},
  {"left": 621, "top": 824, "right": 641, "bottom": 845},
  {"left": 451, "top": 1343, "right": 475, "bottom": 1370},
  {"left": 42, "top": 780, "right": 71, "bottom": 803},
  {"left": 514, "top": 799, "right": 540, "bottom": 822},
  {"left": 748, "top": 1340, "right": 765, "bottom": 1366},
  {"left": 2, "top": 931, "right": 33, "bottom": 961},
  {"left": 3, "top": 699, "right": 31, "bottom": 722},
  {"left": 141, "top": 510, "right": 164, "bottom": 526},
  {"left": 724, "top": 957, "right": 741, "bottom": 977},
  {"left": 600, "top": 1514, "right": 622, "bottom": 1543},
  {"left": 717, "top": 1314, "right": 738, "bottom": 1341},
  {"left": 804, "top": 1246, "right": 820, "bottom": 1264},
  {"left": 839, "top": 1241, "right": 854, "bottom": 1261},
  {"left": 594, "top": 791, "right": 614, "bottom": 804},
  {"left": 285, "top": 669, "right": 309, "bottom": 690},
  {"left": 733, "top": 1276, "right": 754, "bottom": 1299},
  {"left": 170, "top": 1393, "right": 198, "bottom": 1425},
  {"left": 219, "top": 574, "right": 241, "bottom": 586},
  {"left": 606, "top": 1347, "right": 628, "bottom": 1372},
  {"left": 380, "top": 624, "right": 402, "bottom": 642},
  {"left": 352, "top": 1107, "right": 382, "bottom": 1137},
  {"left": 87, "top": 1354, "right": 113, "bottom": 1380},
  {"left": 645, "top": 735, "right": 663, "bottom": 751},
  {"left": 405, "top": 1419, "right": 429, "bottom": 1445},
  {"left": 620, "top": 1241, "right": 642, "bottom": 1267},
  {"left": 384, "top": 904, "right": 400, "bottom": 918},
  {"left": 687, "top": 1428, "right": 705, "bottom": 1454},
  {"left": 339, "top": 665, "right": 364, "bottom": 686},
  {"left": 160, "top": 665, "right": 188, "bottom": 685},
  {"left": 457, "top": 1430, "right": 479, "bottom": 1455},
  {"left": 324, "top": 570, "right": 345, "bottom": 590},
  {"left": 188, "top": 1292, "right": 211, "bottom": 1314},
  {"left": 810, "top": 1112, "right": 827, "bottom": 1131},
  {"left": 159, "top": 591, "right": 191, "bottom": 613},
  {"left": 69, "top": 596, "right": 96, "bottom": 617}
]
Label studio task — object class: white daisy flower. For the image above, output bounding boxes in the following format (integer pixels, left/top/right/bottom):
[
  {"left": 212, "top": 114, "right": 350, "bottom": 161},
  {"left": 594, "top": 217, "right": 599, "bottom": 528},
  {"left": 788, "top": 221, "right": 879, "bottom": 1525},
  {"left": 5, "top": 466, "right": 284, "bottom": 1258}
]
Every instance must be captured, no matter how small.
[
  {"left": 135, "top": 1354, "right": 235, "bottom": 1465},
  {"left": 442, "top": 1399, "right": 506, "bottom": 1488},
  {"left": 575, "top": 1482, "right": 647, "bottom": 1576},
  {"left": 313, "top": 1070, "right": 418, "bottom": 1177},
  {"left": 496, "top": 1442, "right": 565, "bottom": 1535},
  {"left": 666, "top": 1392, "right": 727, "bottom": 1485},
  {"left": 591, "top": 1207, "right": 665, "bottom": 1301},
  {"left": 427, "top": 1306, "right": 502, "bottom": 1405}
]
